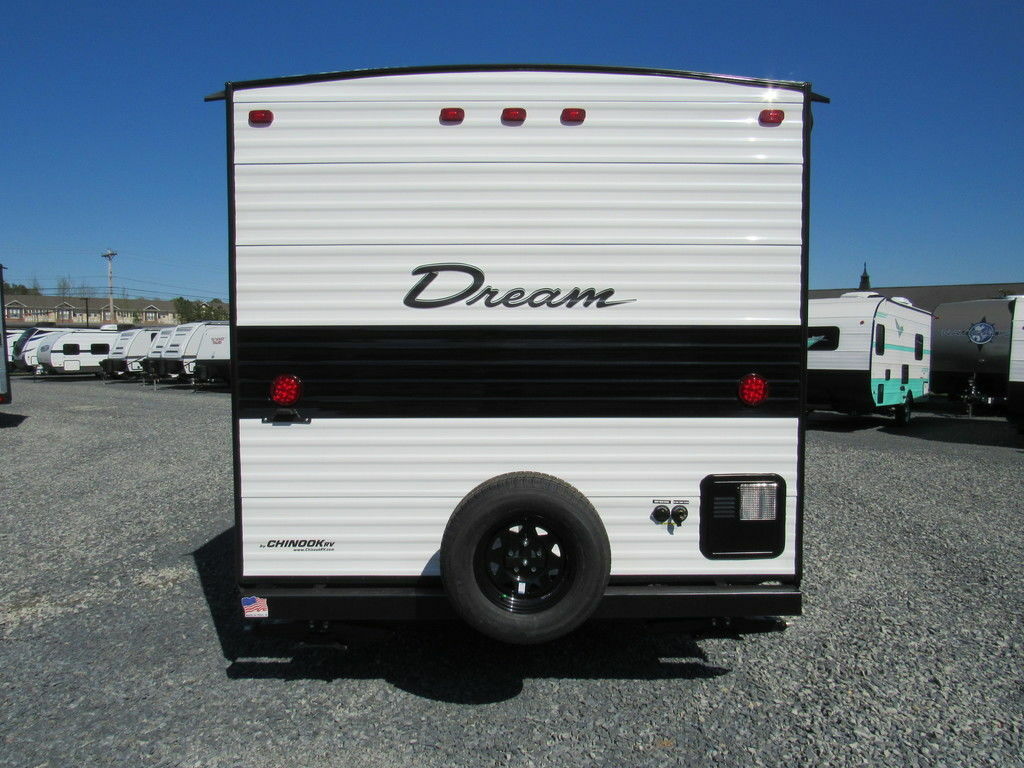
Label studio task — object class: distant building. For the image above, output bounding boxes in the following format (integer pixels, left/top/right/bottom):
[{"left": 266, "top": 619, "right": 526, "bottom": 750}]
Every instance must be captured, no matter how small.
[
  {"left": 3, "top": 294, "right": 179, "bottom": 328},
  {"left": 810, "top": 281, "right": 1023, "bottom": 312}
]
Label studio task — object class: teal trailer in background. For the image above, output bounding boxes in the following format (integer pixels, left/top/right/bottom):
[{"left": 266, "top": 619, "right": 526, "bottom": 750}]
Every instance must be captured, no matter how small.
[{"left": 808, "top": 292, "right": 932, "bottom": 425}]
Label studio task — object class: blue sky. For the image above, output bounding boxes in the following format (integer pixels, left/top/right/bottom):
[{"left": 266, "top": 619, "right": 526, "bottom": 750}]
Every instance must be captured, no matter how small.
[{"left": 2, "top": 1, "right": 1021, "bottom": 299}]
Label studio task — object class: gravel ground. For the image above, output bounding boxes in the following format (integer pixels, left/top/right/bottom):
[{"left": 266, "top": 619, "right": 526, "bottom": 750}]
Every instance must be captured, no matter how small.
[{"left": 1, "top": 376, "right": 1022, "bottom": 767}]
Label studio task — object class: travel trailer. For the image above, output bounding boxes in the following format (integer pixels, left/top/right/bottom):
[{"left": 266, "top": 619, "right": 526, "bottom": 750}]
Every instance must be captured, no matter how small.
[
  {"left": 210, "top": 65, "right": 826, "bottom": 643},
  {"left": 141, "top": 326, "right": 176, "bottom": 380},
  {"left": 100, "top": 328, "right": 161, "bottom": 378},
  {"left": 11, "top": 326, "right": 76, "bottom": 371},
  {"left": 36, "top": 330, "right": 119, "bottom": 375},
  {"left": 0, "top": 273, "right": 9, "bottom": 404},
  {"left": 932, "top": 297, "right": 1021, "bottom": 417},
  {"left": 807, "top": 293, "right": 932, "bottom": 425},
  {"left": 1009, "top": 298, "right": 1024, "bottom": 430},
  {"left": 191, "top": 323, "right": 231, "bottom": 384},
  {"left": 15, "top": 330, "right": 72, "bottom": 372},
  {"left": 159, "top": 321, "right": 228, "bottom": 380}
]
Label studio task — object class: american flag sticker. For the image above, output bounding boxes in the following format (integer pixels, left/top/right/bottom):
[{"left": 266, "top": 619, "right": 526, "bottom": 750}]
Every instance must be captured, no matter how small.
[{"left": 241, "top": 596, "right": 269, "bottom": 618}]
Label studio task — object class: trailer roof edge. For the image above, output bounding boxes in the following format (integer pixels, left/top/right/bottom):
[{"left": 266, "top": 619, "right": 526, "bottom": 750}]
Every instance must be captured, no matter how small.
[{"left": 204, "top": 64, "right": 827, "bottom": 101}]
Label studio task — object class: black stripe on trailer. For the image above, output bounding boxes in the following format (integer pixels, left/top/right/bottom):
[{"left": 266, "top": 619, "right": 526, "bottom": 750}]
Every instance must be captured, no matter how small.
[{"left": 236, "top": 324, "right": 803, "bottom": 420}]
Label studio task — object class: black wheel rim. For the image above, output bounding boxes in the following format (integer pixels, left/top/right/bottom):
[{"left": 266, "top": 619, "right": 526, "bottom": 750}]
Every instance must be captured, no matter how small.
[{"left": 474, "top": 513, "right": 575, "bottom": 614}]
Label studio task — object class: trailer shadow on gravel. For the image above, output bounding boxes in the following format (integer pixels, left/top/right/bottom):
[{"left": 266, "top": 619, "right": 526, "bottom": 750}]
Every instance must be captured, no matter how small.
[
  {"left": 0, "top": 411, "right": 27, "bottom": 428},
  {"left": 808, "top": 410, "right": 1021, "bottom": 449},
  {"left": 192, "top": 528, "right": 766, "bottom": 704}
]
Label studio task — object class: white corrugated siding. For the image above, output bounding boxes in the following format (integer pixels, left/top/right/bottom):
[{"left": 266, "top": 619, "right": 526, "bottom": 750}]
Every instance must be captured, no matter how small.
[
  {"left": 235, "top": 244, "right": 801, "bottom": 326},
  {"left": 1010, "top": 299, "right": 1024, "bottom": 384},
  {"left": 240, "top": 417, "right": 798, "bottom": 577},
  {"left": 233, "top": 70, "right": 805, "bottom": 579}
]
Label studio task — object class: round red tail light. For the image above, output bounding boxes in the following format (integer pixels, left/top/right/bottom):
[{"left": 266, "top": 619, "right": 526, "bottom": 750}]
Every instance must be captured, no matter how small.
[
  {"left": 758, "top": 109, "right": 784, "bottom": 126},
  {"left": 738, "top": 373, "right": 769, "bottom": 406},
  {"left": 270, "top": 374, "right": 302, "bottom": 407}
]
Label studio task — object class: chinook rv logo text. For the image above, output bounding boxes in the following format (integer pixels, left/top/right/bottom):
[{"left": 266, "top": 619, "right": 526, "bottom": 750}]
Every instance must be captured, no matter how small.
[
  {"left": 260, "top": 539, "right": 336, "bottom": 552},
  {"left": 403, "top": 263, "right": 636, "bottom": 309}
]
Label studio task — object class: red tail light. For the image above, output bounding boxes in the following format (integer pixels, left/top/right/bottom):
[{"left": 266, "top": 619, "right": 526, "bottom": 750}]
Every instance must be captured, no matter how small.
[
  {"left": 561, "top": 108, "right": 586, "bottom": 124},
  {"left": 270, "top": 374, "right": 302, "bottom": 407},
  {"left": 439, "top": 107, "right": 464, "bottom": 124},
  {"left": 248, "top": 109, "right": 274, "bottom": 126},
  {"left": 501, "top": 107, "right": 526, "bottom": 124},
  {"left": 758, "top": 109, "right": 784, "bottom": 126},
  {"left": 738, "top": 374, "right": 769, "bottom": 406}
]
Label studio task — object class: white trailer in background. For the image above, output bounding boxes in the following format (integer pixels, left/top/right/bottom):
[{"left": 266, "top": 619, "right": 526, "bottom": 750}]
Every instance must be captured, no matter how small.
[
  {"left": 5, "top": 330, "right": 20, "bottom": 363},
  {"left": 141, "top": 326, "right": 176, "bottom": 380},
  {"left": 101, "top": 328, "right": 162, "bottom": 378},
  {"left": 36, "top": 330, "right": 119, "bottom": 375},
  {"left": 211, "top": 65, "right": 826, "bottom": 643},
  {"left": 1009, "top": 298, "right": 1024, "bottom": 431},
  {"left": 0, "top": 272, "right": 9, "bottom": 404},
  {"left": 807, "top": 293, "right": 932, "bottom": 425},
  {"left": 11, "top": 326, "right": 76, "bottom": 371},
  {"left": 159, "top": 321, "right": 229, "bottom": 380},
  {"left": 191, "top": 323, "right": 231, "bottom": 384}
]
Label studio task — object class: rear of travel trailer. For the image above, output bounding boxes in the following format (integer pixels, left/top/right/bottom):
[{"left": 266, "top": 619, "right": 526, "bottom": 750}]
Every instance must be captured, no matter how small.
[
  {"left": 37, "top": 330, "right": 118, "bottom": 375},
  {"left": 932, "top": 298, "right": 1018, "bottom": 414},
  {"left": 211, "top": 65, "right": 826, "bottom": 643},
  {"left": 808, "top": 293, "right": 931, "bottom": 424},
  {"left": 192, "top": 323, "right": 231, "bottom": 384},
  {"left": 101, "top": 328, "right": 162, "bottom": 378},
  {"left": 161, "top": 321, "right": 229, "bottom": 380}
]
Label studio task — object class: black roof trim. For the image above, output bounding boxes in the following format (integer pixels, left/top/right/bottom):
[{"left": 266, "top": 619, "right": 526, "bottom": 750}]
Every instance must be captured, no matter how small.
[{"left": 205, "top": 64, "right": 828, "bottom": 103}]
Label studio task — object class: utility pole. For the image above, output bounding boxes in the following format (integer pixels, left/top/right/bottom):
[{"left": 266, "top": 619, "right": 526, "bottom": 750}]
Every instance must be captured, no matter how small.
[{"left": 101, "top": 250, "right": 116, "bottom": 326}]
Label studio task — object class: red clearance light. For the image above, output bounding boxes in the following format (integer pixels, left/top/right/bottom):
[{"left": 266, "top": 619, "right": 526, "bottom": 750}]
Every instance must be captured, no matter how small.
[
  {"left": 561, "top": 107, "right": 586, "bottom": 125},
  {"left": 249, "top": 109, "right": 274, "bottom": 126},
  {"left": 269, "top": 374, "right": 302, "bottom": 407},
  {"left": 738, "top": 373, "right": 769, "bottom": 406},
  {"left": 501, "top": 107, "right": 527, "bottom": 124},
  {"left": 758, "top": 109, "right": 784, "bottom": 126},
  {"left": 439, "top": 107, "right": 464, "bottom": 124}
]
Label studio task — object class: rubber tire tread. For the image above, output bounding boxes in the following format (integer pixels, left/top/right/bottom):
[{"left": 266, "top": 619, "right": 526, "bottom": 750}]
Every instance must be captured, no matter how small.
[{"left": 440, "top": 471, "right": 611, "bottom": 645}]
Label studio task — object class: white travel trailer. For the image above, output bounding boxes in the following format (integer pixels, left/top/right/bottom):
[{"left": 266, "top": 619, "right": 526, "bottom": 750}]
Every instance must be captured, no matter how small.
[
  {"left": 15, "top": 330, "right": 72, "bottom": 372},
  {"left": 141, "top": 326, "right": 176, "bottom": 380},
  {"left": 1009, "top": 298, "right": 1024, "bottom": 431},
  {"left": 11, "top": 326, "right": 76, "bottom": 371},
  {"left": 210, "top": 65, "right": 826, "bottom": 643},
  {"left": 0, "top": 273, "right": 9, "bottom": 404},
  {"left": 931, "top": 297, "right": 1022, "bottom": 419},
  {"left": 159, "top": 321, "right": 229, "bottom": 380},
  {"left": 5, "top": 330, "right": 20, "bottom": 363},
  {"left": 100, "top": 328, "right": 162, "bottom": 378},
  {"left": 807, "top": 293, "right": 932, "bottom": 425},
  {"left": 36, "top": 330, "right": 118, "bottom": 375},
  {"left": 191, "top": 323, "right": 231, "bottom": 384}
]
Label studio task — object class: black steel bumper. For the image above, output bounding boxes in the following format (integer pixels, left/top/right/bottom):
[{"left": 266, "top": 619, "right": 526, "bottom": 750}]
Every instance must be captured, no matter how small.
[{"left": 239, "top": 583, "right": 801, "bottom": 623}]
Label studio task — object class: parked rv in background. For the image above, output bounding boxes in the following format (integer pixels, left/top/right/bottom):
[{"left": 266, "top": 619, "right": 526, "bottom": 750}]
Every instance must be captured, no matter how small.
[
  {"left": 1008, "top": 298, "right": 1024, "bottom": 431},
  {"left": 36, "top": 330, "right": 119, "bottom": 375},
  {"left": 931, "top": 297, "right": 1021, "bottom": 417},
  {"left": 159, "top": 321, "right": 228, "bottom": 381},
  {"left": 11, "top": 326, "right": 76, "bottom": 370},
  {"left": 0, "top": 270, "right": 9, "bottom": 404},
  {"left": 100, "top": 328, "right": 161, "bottom": 378},
  {"left": 808, "top": 293, "right": 931, "bottom": 425},
  {"left": 190, "top": 323, "right": 231, "bottom": 384},
  {"left": 141, "top": 327, "right": 176, "bottom": 380}
]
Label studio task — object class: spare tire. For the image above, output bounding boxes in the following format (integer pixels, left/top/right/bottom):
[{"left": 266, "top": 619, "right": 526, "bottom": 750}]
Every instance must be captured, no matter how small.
[{"left": 440, "top": 472, "right": 611, "bottom": 645}]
